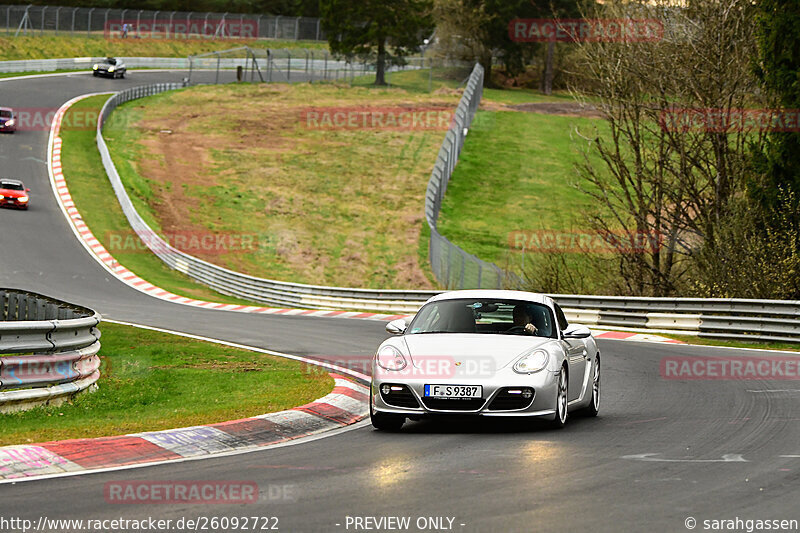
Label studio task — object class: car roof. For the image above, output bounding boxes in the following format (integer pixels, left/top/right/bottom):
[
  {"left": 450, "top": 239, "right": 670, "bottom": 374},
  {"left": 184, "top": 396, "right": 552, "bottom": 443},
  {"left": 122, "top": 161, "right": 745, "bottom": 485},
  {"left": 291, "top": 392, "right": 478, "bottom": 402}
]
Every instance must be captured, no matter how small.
[
  {"left": 0, "top": 178, "right": 24, "bottom": 186},
  {"left": 426, "top": 289, "right": 554, "bottom": 307},
  {"left": 0, "top": 107, "right": 12, "bottom": 112}
]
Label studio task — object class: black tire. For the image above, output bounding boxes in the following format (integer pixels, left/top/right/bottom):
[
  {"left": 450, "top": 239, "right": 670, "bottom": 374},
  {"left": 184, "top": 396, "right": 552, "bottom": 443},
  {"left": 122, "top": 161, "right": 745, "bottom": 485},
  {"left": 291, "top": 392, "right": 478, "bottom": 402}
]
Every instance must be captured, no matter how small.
[
  {"left": 119, "top": 71, "right": 126, "bottom": 79},
  {"left": 370, "top": 402, "right": 405, "bottom": 431},
  {"left": 550, "top": 365, "right": 568, "bottom": 429},
  {"left": 583, "top": 356, "right": 600, "bottom": 417},
  {"left": 92, "top": 72, "right": 98, "bottom": 77}
]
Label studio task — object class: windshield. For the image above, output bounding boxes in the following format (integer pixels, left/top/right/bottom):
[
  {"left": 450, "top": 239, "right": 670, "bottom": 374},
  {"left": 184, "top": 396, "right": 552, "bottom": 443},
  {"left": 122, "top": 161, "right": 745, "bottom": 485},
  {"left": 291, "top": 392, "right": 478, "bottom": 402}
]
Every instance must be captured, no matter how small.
[
  {"left": 0, "top": 182, "right": 23, "bottom": 190},
  {"left": 0, "top": 110, "right": 11, "bottom": 118},
  {"left": 407, "top": 298, "right": 556, "bottom": 338}
]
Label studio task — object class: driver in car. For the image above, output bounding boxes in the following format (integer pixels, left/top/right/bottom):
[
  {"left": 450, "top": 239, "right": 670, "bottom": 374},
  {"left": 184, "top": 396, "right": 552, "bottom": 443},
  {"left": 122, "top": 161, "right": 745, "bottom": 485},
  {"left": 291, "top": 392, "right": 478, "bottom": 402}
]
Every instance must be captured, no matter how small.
[{"left": 512, "top": 304, "right": 538, "bottom": 335}]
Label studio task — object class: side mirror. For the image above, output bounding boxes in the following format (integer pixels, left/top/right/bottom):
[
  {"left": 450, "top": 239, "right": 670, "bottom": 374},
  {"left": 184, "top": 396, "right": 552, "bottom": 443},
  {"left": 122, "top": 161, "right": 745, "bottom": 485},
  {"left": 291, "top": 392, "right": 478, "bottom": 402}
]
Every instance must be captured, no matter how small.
[
  {"left": 385, "top": 318, "right": 408, "bottom": 335},
  {"left": 563, "top": 324, "right": 591, "bottom": 339},
  {"left": 25, "top": 188, "right": 30, "bottom": 192}
]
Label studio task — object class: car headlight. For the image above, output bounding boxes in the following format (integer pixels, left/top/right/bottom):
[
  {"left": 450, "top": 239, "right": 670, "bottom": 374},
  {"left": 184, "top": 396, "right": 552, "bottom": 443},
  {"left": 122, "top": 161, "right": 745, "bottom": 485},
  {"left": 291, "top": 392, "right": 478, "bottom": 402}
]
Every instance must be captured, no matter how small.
[
  {"left": 513, "top": 349, "right": 549, "bottom": 374},
  {"left": 108, "top": 66, "right": 115, "bottom": 72},
  {"left": 18, "top": 195, "right": 28, "bottom": 202},
  {"left": 93, "top": 64, "right": 99, "bottom": 70},
  {"left": 5, "top": 119, "right": 14, "bottom": 127},
  {"left": 376, "top": 345, "right": 407, "bottom": 371}
]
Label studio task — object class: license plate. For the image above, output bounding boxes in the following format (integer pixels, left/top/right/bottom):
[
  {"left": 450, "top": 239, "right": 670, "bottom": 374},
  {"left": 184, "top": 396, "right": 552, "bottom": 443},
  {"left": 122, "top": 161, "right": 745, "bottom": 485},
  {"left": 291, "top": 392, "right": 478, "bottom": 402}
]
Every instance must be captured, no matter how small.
[{"left": 424, "top": 384, "right": 482, "bottom": 398}]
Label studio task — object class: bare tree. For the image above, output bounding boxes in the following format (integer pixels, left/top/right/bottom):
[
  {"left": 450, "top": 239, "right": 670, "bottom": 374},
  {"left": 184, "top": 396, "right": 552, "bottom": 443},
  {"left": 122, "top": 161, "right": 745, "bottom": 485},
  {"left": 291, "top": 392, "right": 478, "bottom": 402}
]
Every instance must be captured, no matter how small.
[{"left": 569, "top": 0, "right": 763, "bottom": 296}]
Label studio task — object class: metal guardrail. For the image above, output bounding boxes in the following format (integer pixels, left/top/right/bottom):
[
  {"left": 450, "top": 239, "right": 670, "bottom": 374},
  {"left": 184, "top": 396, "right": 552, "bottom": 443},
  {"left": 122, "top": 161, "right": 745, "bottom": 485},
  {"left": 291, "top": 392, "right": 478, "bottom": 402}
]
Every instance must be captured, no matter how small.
[
  {"left": 96, "top": 83, "right": 438, "bottom": 312},
  {"left": 0, "top": 289, "right": 102, "bottom": 412},
  {"left": 2, "top": 4, "right": 325, "bottom": 41},
  {"left": 423, "top": 64, "right": 522, "bottom": 290}
]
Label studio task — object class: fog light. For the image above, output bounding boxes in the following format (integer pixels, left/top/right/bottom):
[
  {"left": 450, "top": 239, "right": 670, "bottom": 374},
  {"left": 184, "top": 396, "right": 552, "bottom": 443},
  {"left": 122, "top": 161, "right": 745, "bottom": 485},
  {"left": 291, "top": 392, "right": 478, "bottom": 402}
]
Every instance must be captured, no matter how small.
[
  {"left": 381, "top": 384, "right": 391, "bottom": 395},
  {"left": 522, "top": 389, "right": 533, "bottom": 399}
]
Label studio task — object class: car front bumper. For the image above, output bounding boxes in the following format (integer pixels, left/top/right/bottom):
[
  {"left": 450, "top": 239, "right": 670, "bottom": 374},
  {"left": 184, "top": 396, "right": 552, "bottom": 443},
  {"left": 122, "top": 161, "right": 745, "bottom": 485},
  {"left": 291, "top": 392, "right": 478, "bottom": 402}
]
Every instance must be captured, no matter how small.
[{"left": 371, "top": 367, "right": 560, "bottom": 418}]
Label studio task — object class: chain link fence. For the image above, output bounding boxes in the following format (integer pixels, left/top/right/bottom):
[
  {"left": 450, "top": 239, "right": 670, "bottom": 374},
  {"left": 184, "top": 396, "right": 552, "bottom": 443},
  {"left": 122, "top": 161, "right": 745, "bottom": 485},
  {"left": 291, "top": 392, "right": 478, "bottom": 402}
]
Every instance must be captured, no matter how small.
[
  {"left": 425, "top": 63, "right": 522, "bottom": 290},
  {"left": 2, "top": 4, "right": 324, "bottom": 40}
]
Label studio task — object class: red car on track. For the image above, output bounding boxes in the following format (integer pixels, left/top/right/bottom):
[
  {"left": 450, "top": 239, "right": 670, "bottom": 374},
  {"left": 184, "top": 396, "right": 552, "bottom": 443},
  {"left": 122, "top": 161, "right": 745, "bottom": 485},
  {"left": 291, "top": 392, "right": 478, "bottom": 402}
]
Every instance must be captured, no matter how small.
[
  {"left": 0, "top": 107, "right": 16, "bottom": 133},
  {"left": 0, "top": 179, "right": 30, "bottom": 210}
]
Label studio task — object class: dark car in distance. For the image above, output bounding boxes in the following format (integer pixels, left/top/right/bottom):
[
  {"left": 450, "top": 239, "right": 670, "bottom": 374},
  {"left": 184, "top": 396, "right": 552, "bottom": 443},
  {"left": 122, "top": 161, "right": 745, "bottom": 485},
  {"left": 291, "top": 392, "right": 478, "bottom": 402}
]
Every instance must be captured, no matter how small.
[
  {"left": 0, "top": 107, "right": 16, "bottom": 133},
  {"left": 92, "top": 57, "right": 126, "bottom": 79}
]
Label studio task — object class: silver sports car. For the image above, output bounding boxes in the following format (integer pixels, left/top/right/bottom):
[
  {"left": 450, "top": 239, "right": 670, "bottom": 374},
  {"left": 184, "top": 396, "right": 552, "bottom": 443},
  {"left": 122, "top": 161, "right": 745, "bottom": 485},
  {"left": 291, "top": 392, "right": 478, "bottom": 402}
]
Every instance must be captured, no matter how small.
[{"left": 370, "top": 290, "right": 600, "bottom": 430}]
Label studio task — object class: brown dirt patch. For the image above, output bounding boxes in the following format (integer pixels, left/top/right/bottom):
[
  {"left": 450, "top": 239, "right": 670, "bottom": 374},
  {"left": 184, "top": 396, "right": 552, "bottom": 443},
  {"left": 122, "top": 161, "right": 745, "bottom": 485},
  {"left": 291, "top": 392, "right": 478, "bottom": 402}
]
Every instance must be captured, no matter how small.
[{"left": 508, "top": 102, "right": 605, "bottom": 118}]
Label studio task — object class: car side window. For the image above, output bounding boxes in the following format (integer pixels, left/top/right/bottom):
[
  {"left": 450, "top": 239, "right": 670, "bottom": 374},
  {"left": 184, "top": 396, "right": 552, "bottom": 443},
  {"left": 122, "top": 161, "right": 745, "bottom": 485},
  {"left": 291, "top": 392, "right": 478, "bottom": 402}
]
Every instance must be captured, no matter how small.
[{"left": 554, "top": 304, "right": 568, "bottom": 331}]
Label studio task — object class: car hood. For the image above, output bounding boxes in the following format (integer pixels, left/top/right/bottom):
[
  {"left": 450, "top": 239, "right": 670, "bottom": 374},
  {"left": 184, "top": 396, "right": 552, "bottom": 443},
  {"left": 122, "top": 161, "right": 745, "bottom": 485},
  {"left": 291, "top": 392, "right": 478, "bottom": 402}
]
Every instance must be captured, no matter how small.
[
  {"left": 402, "top": 333, "right": 554, "bottom": 370},
  {"left": 0, "top": 188, "right": 25, "bottom": 197}
]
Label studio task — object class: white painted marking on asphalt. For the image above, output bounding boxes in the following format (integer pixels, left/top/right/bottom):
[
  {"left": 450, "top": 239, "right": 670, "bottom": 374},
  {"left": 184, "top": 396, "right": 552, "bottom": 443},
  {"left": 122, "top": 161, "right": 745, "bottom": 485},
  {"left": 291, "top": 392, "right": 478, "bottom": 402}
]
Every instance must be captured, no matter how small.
[
  {"left": 746, "top": 390, "right": 800, "bottom": 393},
  {"left": 622, "top": 453, "right": 748, "bottom": 463}
]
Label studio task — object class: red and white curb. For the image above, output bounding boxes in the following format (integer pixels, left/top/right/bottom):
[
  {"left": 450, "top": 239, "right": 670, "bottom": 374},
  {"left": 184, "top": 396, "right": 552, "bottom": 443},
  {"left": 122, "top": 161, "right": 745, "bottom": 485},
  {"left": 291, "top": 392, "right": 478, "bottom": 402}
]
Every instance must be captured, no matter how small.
[
  {"left": 47, "top": 94, "right": 415, "bottom": 323},
  {"left": 591, "top": 330, "right": 685, "bottom": 344},
  {"left": 0, "top": 374, "right": 369, "bottom": 481}
]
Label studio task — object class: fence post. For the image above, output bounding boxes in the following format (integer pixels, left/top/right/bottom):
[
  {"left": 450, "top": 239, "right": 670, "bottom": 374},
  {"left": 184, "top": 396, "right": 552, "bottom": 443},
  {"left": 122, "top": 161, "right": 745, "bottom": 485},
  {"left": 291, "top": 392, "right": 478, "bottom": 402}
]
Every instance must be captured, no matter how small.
[
  {"left": 70, "top": 7, "right": 76, "bottom": 36},
  {"left": 41, "top": 6, "right": 47, "bottom": 35},
  {"left": 286, "top": 48, "right": 291, "bottom": 82},
  {"left": 294, "top": 16, "right": 300, "bottom": 40},
  {"left": 274, "top": 15, "right": 280, "bottom": 38},
  {"left": 315, "top": 18, "right": 320, "bottom": 41},
  {"left": 87, "top": 7, "right": 94, "bottom": 37},
  {"left": 215, "top": 51, "right": 220, "bottom": 84}
]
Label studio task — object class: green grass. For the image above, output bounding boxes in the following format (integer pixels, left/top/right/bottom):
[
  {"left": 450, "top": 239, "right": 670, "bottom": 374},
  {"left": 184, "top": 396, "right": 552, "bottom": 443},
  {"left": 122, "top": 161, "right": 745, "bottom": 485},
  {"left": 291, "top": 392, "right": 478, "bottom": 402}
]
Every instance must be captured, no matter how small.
[
  {"left": 437, "top": 110, "right": 608, "bottom": 270},
  {"left": 0, "top": 322, "right": 333, "bottom": 445},
  {"left": 61, "top": 95, "right": 262, "bottom": 305},
  {"left": 0, "top": 35, "right": 327, "bottom": 61},
  {"left": 103, "top": 83, "right": 462, "bottom": 289}
]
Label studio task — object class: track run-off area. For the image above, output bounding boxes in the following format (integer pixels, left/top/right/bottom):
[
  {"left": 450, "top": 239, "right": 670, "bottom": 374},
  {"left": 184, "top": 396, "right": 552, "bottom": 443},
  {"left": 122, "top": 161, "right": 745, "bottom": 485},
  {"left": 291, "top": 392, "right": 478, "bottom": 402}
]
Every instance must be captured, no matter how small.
[{"left": 1, "top": 70, "right": 799, "bottom": 533}]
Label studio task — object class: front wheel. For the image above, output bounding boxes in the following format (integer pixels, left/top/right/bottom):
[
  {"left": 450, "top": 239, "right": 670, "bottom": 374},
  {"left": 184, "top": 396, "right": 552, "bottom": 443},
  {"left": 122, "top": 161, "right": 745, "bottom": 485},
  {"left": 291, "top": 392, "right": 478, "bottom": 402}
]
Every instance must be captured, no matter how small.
[
  {"left": 550, "top": 366, "right": 568, "bottom": 429},
  {"left": 370, "top": 401, "right": 405, "bottom": 431}
]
